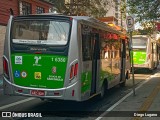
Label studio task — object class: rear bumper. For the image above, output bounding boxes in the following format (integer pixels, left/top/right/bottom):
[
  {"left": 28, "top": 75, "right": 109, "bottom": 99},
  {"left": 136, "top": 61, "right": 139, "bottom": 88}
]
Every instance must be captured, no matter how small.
[
  {"left": 134, "top": 63, "right": 150, "bottom": 69},
  {"left": 3, "top": 77, "right": 80, "bottom": 101}
]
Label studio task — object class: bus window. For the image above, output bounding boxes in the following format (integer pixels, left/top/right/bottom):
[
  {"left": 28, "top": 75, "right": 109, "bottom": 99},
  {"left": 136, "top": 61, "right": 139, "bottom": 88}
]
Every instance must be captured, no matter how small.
[
  {"left": 132, "top": 37, "right": 147, "bottom": 48},
  {"left": 12, "top": 20, "right": 70, "bottom": 45},
  {"left": 82, "top": 33, "right": 93, "bottom": 61}
]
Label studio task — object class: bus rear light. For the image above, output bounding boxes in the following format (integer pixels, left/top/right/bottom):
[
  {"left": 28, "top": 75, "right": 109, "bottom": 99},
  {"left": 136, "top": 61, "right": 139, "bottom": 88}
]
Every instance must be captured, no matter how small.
[
  {"left": 3, "top": 57, "right": 9, "bottom": 78},
  {"left": 70, "top": 63, "right": 78, "bottom": 80},
  {"left": 72, "top": 90, "right": 75, "bottom": 96},
  {"left": 74, "top": 63, "right": 78, "bottom": 76},
  {"left": 70, "top": 65, "right": 74, "bottom": 79},
  {"left": 147, "top": 54, "right": 150, "bottom": 60}
]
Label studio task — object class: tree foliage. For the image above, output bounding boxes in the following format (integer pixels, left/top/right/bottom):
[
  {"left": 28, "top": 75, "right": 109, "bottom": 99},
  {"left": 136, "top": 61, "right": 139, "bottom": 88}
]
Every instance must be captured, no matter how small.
[
  {"left": 48, "top": 0, "right": 68, "bottom": 13},
  {"left": 127, "top": 0, "right": 160, "bottom": 35},
  {"left": 127, "top": 0, "right": 160, "bottom": 22},
  {"left": 49, "top": 0, "right": 111, "bottom": 18},
  {"left": 120, "top": 0, "right": 127, "bottom": 20}
]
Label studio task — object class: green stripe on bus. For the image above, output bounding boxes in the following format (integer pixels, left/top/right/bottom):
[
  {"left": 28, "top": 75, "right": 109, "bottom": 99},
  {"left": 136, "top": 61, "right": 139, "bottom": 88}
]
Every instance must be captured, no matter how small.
[{"left": 81, "top": 71, "right": 91, "bottom": 93}]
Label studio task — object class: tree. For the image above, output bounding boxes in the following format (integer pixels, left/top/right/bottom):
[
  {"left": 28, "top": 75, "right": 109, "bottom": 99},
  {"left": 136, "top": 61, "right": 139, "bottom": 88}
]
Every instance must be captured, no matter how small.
[
  {"left": 127, "top": 0, "right": 159, "bottom": 22},
  {"left": 48, "top": 0, "right": 69, "bottom": 14},
  {"left": 127, "top": 0, "right": 160, "bottom": 35},
  {"left": 49, "top": 0, "right": 111, "bottom": 18},
  {"left": 120, "top": 0, "right": 127, "bottom": 20}
]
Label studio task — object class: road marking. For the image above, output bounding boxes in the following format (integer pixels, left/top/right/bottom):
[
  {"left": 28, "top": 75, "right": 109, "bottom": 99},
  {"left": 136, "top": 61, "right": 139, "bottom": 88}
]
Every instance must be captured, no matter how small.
[
  {"left": 0, "top": 97, "right": 35, "bottom": 110},
  {"left": 95, "top": 75, "right": 152, "bottom": 120},
  {"left": 133, "top": 80, "right": 160, "bottom": 120}
]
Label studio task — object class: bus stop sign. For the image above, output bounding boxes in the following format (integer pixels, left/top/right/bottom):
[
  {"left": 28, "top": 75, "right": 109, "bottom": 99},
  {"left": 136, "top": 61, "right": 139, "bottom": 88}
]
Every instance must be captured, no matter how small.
[{"left": 126, "top": 16, "right": 135, "bottom": 31}]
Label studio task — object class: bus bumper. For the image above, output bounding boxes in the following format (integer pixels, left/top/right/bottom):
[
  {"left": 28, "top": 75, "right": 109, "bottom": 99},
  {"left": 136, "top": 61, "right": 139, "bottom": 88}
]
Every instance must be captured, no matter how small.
[
  {"left": 134, "top": 63, "right": 150, "bottom": 69},
  {"left": 3, "top": 77, "right": 81, "bottom": 101}
]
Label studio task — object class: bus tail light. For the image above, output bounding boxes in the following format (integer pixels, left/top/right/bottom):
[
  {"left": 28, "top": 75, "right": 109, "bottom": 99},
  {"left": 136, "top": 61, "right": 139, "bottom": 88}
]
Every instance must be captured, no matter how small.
[
  {"left": 72, "top": 90, "right": 75, "bottom": 96},
  {"left": 70, "top": 63, "right": 78, "bottom": 80},
  {"left": 147, "top": 54, "right": 150, "bottom": 60},
  {"left": 74, "top": 63, "right": 78, "bottom": 76},
  {"left": 70, "top": 65, "right": 74, "bottom": 79},
  {"left": 3, "top": 57, "right": 9, "bottom": 78}
]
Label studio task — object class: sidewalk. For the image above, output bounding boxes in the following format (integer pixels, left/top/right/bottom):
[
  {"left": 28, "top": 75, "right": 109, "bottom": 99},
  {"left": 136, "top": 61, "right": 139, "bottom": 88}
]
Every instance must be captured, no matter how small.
[
  {"left": 99, "top": 67, "right": 160, "bottom": 120},
  {"left": 0, "top": 26, "right": 6, "bottom": 76}
]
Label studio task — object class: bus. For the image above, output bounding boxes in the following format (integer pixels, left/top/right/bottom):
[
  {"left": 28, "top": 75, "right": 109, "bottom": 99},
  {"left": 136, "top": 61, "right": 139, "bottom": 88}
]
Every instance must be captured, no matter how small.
[
  {"left": 132, "top": 35, "right": 159, "bottom": 70},
  {"left": 3, "top": 14, "right": 130, "bottom": 101}
]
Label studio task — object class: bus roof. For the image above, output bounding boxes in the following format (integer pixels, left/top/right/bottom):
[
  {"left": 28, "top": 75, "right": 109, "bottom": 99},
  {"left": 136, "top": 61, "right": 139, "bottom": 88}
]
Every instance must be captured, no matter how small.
[{"left": 13, "top": 13, "right": 128, "bottom": 39}]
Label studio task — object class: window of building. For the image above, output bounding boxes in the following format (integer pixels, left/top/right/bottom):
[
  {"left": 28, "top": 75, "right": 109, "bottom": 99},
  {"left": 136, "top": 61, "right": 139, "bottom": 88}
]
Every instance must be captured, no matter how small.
[
  {"left": 36, "top": 6, "right": 45, "bottom": 14},
  {"left": 115, "top": 6, "right": 118, "bottom": 11},
  {"left": 19, "top": 1, "right": 31, "bottom": 15},
  {"left": 115, "top": 13, "right": 118, "bottom": 18}
]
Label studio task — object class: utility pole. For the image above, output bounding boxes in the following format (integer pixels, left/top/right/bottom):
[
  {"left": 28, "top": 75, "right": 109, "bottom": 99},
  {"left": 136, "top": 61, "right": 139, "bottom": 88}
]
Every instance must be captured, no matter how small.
[
  {"left": 130, "top": 31, "right": 136, "bottom": 96},
  {"left": 126, "top": 15, "right": 135, "bottom": 96}
]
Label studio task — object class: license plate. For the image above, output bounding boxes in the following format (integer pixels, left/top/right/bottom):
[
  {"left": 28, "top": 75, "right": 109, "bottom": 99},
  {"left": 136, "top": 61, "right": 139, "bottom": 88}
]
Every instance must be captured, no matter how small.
[{"left": 31, "top": 90, "right": 45, "bottom": 96}]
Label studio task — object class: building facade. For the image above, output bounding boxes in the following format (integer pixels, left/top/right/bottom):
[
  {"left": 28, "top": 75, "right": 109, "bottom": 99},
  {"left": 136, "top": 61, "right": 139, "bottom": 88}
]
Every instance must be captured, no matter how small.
[
  {"left": 99, "top": 0, "right": 126, "bottom": 28},
  {"left": 0, "top": 0, "right": 53, "bottom": 25},
  {"left": 114, "top": 0, "right": 126, "bottom": 28},
  {"left": 98, "top": 0, "right": 118, "bottom": 25},
  {"left": 0, "top": 0, "right": 53, "bottom": 74}
]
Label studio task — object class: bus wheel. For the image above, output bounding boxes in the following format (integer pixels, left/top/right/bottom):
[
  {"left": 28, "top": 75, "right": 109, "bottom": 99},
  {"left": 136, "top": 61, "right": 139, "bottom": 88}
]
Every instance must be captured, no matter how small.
[
  {"left": 125, "top": 71, "right": 129, "bottom": 79},
  {"left": 100, "top": 84, "right": 105, "bottom": 98},
  {"left": 120, "top": 72, "right": 127, "bottom": 87},
  {"left": 99, "top": 81, "right": 108, "bottom": 99}
]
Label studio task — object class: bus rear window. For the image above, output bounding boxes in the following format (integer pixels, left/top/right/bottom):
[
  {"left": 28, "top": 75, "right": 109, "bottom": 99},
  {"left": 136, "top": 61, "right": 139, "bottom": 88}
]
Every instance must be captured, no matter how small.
[
  {"left": 12, "top": 20, "right": 70, "bottom": 45},
  {"left": 132, "top": 37, "right": 147, "bottom": 47}
]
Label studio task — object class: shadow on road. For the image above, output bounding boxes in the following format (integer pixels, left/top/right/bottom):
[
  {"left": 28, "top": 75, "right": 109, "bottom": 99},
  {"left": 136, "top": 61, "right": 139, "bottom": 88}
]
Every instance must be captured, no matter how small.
[
  {"left": 133, "top": 68, "right": 153, "bottom": 74},
  {"left": 15, "top": 85, "right": 131, "bottom": 118}
]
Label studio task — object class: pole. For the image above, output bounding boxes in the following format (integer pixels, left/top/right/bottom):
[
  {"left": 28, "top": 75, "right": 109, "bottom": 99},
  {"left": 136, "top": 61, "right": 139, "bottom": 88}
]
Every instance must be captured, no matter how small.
[
  {"left": 130, "top": 31, "right": 136, "bottom": 96},
  {"left": 121, "top": 11, "right": 123, "bottom": 31}
]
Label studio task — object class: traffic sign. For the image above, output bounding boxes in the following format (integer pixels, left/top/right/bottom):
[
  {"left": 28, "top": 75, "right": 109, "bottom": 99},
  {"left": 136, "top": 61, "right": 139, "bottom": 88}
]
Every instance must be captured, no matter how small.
[{"left": 126, "top": 15, "right": 135, "bottom": 31}]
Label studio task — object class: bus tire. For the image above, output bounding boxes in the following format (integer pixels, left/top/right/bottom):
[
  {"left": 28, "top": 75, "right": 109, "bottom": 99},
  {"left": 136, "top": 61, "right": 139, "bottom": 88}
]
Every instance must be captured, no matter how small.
[
  {"left": 100, "top": 83, "right": 105, "bottom": 98},
  {"left": 120, "top": 71, "right": 128, "bottom": 87},
  {"left": 125, "top": 71, "right": 129, "bottom": 79},
  {"left": 99, "top": 80, "right": 108, "bottom": 99}
]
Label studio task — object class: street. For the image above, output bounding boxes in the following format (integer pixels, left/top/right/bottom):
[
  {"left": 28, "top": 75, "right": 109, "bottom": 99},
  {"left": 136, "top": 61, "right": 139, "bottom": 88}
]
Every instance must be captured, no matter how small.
[{"left": 0, "top": 70, "right": 152, "bottom": 120}]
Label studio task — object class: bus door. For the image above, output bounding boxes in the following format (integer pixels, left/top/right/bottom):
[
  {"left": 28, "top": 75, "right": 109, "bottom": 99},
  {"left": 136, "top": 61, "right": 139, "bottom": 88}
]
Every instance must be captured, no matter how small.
[
  {"left": 120, "top": 39, "right": 126, "bottom": 82},
  {"left": 90, "top": 33, "right": 100, "bottom": 95}
]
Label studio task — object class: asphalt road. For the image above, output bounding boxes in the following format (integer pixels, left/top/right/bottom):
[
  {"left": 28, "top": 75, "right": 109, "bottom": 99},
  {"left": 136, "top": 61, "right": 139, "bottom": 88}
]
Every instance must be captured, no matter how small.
[{"left": 0, "top": 71, "right": 152, "bottom": 120}]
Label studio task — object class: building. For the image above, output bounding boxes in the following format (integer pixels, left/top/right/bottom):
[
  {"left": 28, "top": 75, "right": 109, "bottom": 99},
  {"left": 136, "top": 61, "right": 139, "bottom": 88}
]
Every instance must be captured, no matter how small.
[
  {"left": 0, "top": 0, "right": 53, "bottom": 25},
  {"left": 98, "top": 0, "right": 126, "bottom": 31},
  {"left": 115, "top": 0, "right": 126, "bottom": 28},
  {"left": 98, "top": 16, "right": 118, "bottom": 25},
  {"left": 64, "top": 0, "right": 91, "bottom": 15},
  {"left": 97, "top": 0, "right": 118, "bottom": 25},
  {"left": 0, "top": 0, "right": 53, "bottom": 74}
]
